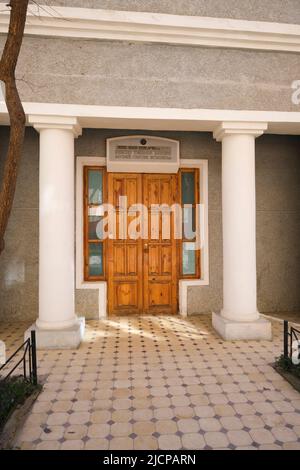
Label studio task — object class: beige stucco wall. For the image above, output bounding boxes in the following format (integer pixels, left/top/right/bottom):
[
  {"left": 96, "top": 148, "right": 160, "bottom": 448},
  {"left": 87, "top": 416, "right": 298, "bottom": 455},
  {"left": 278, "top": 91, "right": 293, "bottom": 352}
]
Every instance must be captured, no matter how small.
[
  {"left": 39, "top": 1, "right": 300, "bottom": 24},
  {"left": 0, "top": 35, "right": 298, "bottom": 112},
  {"left": 0, "top": 127, "right": 299, "bottom": 322}
]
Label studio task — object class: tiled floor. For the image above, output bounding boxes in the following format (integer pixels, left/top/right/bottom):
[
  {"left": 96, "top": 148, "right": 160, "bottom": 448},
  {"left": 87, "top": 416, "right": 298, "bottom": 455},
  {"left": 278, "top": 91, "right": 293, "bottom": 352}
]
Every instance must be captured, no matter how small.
[{"left": 1, "top": 315, "right": 300, "bottom": 450}]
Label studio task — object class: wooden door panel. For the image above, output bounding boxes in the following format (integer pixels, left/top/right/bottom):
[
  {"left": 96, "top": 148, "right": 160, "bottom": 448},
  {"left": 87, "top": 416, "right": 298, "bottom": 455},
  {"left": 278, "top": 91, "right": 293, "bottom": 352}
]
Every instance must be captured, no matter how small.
[
  {"left": 108, "top": 172, "right": 178, "bottom": 315},
  {"left": 115, "top": 212, "right": 128, "bottom": 240},
  {"left": 115, "top": 282, "right": 138, "bottom": 308},
  {"left": 108, "top": 173, "right": 143, "bottom": 315},
  {"left": 150, "top": 212, "right": 160, "bottom": 241},
  {"left": 148, "top": 245, "right": 160, "bottom": 275},
  {"left": 161, "top": 180, "right": 172, "bottom": 205},
  {"left": 147, "top": 179, "right": 160, "bottom": 206},
  {"left": 143, "top": 174, "right": 178, "bottom": 315},
  {"left": 149, "top": 282, "right": 171, "bottom": 307},
  {"left": 113, "top": 178, "right": 125, "bottom": 207},
  {"left": 126, "top": 178, "right": 139, "bottom": 207},
  {"left": 161, "top": 245, "right": 172, "bottom": 275},
  {"left": 113, "top": 245, "right": 126, "bottom": 275},
  {"left": 127, "top": 245, "right": 138, "bottom": 275}
]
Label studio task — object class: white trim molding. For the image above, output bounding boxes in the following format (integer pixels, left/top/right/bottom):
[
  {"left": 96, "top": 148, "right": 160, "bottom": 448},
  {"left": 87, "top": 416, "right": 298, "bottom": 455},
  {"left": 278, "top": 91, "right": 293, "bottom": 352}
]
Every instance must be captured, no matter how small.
[
  {"left": 179, "top": 159, "right": 209, "bottom": 318},
  {"left": 1, "top": 5, "right": 300, "bottom": 53},
  {"left": 1, "top": 102, "right": 300, "bottom": 135},
  {"left": 76, "top": 156, "right": 107, "bottom": 319}
]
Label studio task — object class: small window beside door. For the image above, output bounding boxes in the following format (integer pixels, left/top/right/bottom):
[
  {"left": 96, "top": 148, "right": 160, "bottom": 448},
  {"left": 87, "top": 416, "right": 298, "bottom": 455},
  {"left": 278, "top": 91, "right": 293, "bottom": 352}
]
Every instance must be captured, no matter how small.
[
  {"left": 84, "top": 167, "right": 106, "bottom": 281},
  {"left": 179, "top": 169, "right": 201, "bottom": 279}
]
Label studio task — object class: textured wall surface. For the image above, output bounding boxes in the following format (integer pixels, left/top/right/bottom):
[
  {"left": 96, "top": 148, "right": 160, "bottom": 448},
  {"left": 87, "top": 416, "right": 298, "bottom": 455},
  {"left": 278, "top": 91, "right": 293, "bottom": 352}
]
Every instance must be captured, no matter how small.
[
  {"left": 0, "top": 35, "right": 298, "bottom": 111},
  {"left": 256, "top": 135, "right": 300, "bottom": 313},
  {"left": 0, "top": 128, "right": 39, "bottom": 323},
  {"left": 0, "top": 127, "right": 299, "bottom": 322},
  {"left": 34, "top": 1, "right": 300, "bottom": 24}
]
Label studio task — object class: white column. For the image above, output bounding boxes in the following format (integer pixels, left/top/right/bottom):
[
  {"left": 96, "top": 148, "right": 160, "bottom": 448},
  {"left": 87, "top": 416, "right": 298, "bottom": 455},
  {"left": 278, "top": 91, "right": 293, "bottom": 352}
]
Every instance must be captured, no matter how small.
[
  {"left": 25, "top": 116, "right": 85, "bottom": 349},
  {"left": 213, "top": 122, "right": 272, "bottom": 341}
]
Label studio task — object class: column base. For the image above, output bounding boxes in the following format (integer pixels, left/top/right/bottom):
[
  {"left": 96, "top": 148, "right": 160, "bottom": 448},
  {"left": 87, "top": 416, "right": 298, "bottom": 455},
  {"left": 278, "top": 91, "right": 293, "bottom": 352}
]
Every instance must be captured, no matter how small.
[
  {"left": 25, "top": 317, "right": 85, "bottom": 350},
  {"left": 212, "top": 312, "right": 272, "bottom": 341}
]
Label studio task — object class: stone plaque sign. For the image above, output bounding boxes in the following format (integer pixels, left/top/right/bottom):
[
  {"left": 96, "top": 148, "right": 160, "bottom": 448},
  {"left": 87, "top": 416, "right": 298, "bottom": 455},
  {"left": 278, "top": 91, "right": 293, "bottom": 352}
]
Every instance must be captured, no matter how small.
[{"left": 107, "top": 136, "right": 180, "bottom": 173}]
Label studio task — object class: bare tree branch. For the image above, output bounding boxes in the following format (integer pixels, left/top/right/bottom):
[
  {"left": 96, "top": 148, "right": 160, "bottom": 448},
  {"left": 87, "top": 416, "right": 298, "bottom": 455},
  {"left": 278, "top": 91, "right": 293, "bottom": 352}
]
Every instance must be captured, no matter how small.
[{"left": 0, "top": 0, "right": 29, "bottom": 255}]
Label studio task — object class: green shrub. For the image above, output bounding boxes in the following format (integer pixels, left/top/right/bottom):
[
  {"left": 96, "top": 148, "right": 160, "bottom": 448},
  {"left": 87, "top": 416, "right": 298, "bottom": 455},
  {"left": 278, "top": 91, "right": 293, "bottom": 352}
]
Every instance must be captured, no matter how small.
[
  {"left": 275, "top": 355, "right": 300, "bottom": 379},
  {"left": 0, "top": 376, "right": 38, "bottom": 430}
]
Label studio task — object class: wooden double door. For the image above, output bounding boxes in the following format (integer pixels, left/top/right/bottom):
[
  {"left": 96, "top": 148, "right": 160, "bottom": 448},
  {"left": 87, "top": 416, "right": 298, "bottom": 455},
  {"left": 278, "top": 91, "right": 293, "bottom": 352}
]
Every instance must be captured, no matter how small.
[{"left": 108, "top": 173, "right": 178, "bottom": 315}]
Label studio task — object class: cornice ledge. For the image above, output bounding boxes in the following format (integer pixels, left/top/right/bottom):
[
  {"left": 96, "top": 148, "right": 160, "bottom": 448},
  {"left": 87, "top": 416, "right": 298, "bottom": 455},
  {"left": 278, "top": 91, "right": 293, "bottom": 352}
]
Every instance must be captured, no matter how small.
[
  {"left": 213, "top": 121, "right": 268, "bottom": 141},
  {"left": 0, "top": 6, "right": 300, "bottom": 52}
]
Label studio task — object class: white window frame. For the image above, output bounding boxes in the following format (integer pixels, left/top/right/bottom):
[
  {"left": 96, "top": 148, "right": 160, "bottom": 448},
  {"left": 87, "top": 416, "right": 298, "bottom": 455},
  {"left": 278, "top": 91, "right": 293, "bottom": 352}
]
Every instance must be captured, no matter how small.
[
  {"left": 76, "top": 156, "right": 107, "bottom": 318},
  {"left": 76, "top": 156, "right": 209, "bottom": 319},
  {"left": 179, "top": 159, "right": 209, "bottom": 317}
]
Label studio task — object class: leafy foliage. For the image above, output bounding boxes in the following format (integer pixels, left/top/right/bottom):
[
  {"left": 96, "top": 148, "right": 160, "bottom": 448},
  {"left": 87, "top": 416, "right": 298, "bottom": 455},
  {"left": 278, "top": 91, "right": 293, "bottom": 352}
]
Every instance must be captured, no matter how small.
[
  {"left": 275, "top": 355, "right": 300, "bottom": 379},
  {"left": 0, "top": 376, "right": 38, "bottom": 430}
]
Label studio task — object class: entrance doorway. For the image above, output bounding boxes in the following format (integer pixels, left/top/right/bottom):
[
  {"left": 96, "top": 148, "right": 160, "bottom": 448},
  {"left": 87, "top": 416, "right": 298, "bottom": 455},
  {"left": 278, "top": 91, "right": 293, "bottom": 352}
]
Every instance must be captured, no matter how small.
[
  {"left": 82, "top": 165, "right": 201, "bottom": 317},
  {"left": 107, "top": 173, "right": 178, "bottom": 315}
]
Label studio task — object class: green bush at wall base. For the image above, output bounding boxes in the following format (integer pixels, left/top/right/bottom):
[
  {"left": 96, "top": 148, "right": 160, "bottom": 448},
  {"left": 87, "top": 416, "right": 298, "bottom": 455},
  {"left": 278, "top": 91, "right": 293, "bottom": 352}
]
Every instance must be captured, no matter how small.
[
  {"left": 0, "top": 376, "right": 38, "bottom": 431},
  {"left": 275, "top": 355, "right": 300, "bottom": 379}
]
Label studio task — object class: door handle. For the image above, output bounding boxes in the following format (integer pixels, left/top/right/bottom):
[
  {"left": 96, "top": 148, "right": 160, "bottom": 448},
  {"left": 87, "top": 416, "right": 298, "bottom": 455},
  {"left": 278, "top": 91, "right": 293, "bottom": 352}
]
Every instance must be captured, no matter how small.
[{"left": 144, "top": 243, "right": 149, "bottom": 253}]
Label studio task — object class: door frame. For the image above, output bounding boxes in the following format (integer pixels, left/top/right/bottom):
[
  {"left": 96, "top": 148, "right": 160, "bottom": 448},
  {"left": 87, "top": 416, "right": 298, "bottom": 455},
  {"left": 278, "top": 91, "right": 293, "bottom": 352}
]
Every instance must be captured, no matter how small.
[{"left": 76, "top": 157, "right": 209, "bottom": 318}]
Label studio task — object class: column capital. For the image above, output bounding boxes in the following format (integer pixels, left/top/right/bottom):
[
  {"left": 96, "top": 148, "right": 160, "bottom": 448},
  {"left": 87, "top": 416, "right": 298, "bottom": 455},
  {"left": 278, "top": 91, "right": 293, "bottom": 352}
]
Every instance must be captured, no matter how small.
[
  {"left": 28, "top": 114, "right": 82, "bottom": 138},
  {"left": 213, "top": 121, "right": 268, "bottom": 142}
]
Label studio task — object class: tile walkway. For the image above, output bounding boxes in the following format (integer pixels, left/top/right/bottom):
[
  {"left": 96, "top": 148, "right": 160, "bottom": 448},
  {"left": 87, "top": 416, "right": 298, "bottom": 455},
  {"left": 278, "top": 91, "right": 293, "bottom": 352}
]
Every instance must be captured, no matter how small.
[{"left": 1, "top": 314, "right": 300, "bottom": 450}]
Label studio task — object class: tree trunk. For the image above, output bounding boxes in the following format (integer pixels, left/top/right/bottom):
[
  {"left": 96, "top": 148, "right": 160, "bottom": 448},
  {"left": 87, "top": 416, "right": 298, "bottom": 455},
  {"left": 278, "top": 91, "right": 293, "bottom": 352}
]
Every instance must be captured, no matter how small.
[{"left": 0, "top": 0, "right": 29, "bottom": 255}]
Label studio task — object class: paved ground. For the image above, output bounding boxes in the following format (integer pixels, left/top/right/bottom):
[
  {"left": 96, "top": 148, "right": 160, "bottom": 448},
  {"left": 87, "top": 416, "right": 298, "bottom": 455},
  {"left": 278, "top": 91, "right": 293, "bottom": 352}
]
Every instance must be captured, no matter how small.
[
  {"left": 264, "top": 312, "right": 300, "bottom": 324},
  {"left": 1, "top": 314, "right": 300, "bottom": 450}
]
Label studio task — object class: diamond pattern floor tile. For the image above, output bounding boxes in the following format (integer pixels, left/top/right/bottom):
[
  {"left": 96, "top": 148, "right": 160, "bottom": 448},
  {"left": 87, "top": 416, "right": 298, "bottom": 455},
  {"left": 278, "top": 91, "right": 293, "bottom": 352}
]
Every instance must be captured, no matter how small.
[{"left": 1, "top": 315, "right": 300, "bottom": 450}]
